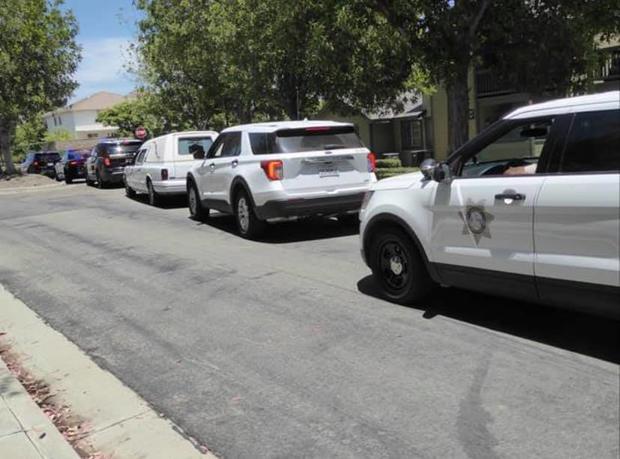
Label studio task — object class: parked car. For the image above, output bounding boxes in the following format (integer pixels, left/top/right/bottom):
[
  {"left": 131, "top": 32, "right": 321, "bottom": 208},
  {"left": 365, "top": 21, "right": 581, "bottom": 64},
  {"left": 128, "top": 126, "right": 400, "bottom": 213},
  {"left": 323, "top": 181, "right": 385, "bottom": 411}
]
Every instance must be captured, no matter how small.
[
  {"left": 124, "top": 131, "right": 218, "bottom": 205},
  {"left": 20, "top": 151, "right": 61, "bottom": 177},
  {"left": 54, "top": 149, "right": 91, "bottom": 184},
  {"left": 186, "top": 121, "right": 377, "bottom": 238},
  {"left": 359, "top": 91, "right": 620, "bottom": 318},
  {"left": 85, "top": 139, "right": 143, "bottom": 188}
]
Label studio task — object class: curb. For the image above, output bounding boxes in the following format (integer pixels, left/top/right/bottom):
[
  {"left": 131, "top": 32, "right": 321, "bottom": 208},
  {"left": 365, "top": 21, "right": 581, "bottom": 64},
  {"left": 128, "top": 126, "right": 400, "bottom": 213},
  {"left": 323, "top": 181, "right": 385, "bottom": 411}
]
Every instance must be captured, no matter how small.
[
  {"left": 0, "top": 284, "right": 216, "bottom": 459},
  {"left": 0, "top": 358, "right": 80, "bottom": 459},
  {"left": 0, "top": 183, "right": 65, "bottom": 195}
]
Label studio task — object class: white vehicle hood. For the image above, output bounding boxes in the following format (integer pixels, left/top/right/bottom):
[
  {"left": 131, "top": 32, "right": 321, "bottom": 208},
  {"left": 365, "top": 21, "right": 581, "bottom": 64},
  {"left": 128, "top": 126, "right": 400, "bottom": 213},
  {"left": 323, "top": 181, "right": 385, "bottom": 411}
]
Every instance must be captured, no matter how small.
[{"left": 371, "top": 171, "right": 425, "bottom": 191}]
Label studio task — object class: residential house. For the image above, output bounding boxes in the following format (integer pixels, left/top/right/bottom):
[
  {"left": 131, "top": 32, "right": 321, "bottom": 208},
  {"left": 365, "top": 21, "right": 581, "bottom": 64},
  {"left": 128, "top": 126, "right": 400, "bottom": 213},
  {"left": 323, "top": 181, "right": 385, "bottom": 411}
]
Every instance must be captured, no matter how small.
[
  {"left": 43, "top": 91, "right": 134, "bottom": 141},
  {"left": 322, "top": 39, "right": 619, "bottom": 164}
]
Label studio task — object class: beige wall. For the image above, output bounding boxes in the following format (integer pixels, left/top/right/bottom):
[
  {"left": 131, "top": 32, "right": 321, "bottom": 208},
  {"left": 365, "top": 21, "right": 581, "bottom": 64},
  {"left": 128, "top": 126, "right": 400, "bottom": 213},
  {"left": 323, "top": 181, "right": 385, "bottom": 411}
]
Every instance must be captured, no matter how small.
[{"left": 430, "top": 88, "right": 449, "bottom": 161}]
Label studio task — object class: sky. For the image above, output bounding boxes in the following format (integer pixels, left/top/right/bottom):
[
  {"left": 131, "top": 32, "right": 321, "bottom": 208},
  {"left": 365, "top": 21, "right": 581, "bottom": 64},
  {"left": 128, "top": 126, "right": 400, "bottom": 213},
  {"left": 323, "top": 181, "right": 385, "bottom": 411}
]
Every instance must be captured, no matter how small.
[{"left": 61, "top": 0, "right": 142, "bottom": 103}]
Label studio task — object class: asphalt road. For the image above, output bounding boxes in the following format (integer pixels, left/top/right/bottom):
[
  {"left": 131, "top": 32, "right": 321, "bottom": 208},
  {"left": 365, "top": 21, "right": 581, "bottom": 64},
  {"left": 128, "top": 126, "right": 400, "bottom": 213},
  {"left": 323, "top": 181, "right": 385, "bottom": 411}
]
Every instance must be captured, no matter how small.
[{"left": 0, "top": 182, "right": 618, "bottom": 459}]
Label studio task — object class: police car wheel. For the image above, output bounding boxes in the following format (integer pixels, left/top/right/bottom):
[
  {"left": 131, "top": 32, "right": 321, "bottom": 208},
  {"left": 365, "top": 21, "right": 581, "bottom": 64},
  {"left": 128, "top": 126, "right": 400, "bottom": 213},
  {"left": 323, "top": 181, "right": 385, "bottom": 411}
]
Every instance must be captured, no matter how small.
[{"left": 369, "top": 228, "right": 433, "bottom": 304}]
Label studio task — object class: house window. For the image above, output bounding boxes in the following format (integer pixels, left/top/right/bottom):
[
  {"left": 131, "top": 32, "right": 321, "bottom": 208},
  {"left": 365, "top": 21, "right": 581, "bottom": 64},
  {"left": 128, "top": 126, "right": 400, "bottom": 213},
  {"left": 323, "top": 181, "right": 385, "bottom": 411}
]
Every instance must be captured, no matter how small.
[{"left": 401, "top": 119, "right": 424, "bottom": 149}]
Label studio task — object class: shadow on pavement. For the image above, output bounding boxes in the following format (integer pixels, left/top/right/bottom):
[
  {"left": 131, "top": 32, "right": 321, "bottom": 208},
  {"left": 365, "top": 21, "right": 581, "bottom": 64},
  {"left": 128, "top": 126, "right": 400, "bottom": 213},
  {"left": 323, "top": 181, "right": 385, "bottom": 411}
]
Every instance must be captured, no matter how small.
[
  {"left": 357, "top": 275, "right": 620, "bottom": 364},
  {"left": 126, "top": 193, "right": 188, "bottom": 209},
  {"left": 197, "top": 214, "right": 359, "bottom": 243}
]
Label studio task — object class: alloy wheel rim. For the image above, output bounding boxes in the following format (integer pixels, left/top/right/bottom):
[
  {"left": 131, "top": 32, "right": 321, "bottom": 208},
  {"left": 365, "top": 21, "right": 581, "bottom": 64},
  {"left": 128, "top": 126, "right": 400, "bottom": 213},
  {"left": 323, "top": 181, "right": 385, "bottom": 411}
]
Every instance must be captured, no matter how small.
[
  {"left": 379, "top": 241, "right": 410, "bottom": 291},
  {"left": 238, "top": 197, "right": 249, "bottom": 232},
  {"left": 189, "top": 188, "right": 197, "bottom": 215}
]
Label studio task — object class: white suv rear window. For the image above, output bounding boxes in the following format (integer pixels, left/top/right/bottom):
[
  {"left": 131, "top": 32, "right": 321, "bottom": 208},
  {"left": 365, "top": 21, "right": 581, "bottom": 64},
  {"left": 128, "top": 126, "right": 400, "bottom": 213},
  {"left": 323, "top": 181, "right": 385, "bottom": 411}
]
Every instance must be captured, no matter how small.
[{"left": 250, "top": 126, "right": 363, "bottom": 155}]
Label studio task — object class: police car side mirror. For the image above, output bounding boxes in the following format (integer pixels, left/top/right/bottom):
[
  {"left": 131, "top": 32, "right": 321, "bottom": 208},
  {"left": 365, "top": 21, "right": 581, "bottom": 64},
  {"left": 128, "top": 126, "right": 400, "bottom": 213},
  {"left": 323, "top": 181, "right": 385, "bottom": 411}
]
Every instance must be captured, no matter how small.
[
  {"left": 420, "top": 158, "right": 437, "bottom": 180},
  {"left": 421, "top": 158, "right": 452, "bottom": 183}
]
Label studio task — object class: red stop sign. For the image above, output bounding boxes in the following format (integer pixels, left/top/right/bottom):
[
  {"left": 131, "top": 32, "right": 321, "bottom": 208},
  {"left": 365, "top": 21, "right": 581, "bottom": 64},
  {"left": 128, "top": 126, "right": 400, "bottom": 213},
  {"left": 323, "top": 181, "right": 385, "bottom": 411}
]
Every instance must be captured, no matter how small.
[{"left": 134, "top": 126, "right": 147, "bottom": 140}]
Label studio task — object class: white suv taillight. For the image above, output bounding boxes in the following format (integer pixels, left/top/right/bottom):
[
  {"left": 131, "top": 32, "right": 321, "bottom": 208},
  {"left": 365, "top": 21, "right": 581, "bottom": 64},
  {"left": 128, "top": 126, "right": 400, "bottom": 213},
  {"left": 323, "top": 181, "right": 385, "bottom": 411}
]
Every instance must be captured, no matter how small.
[
  {"left": 367, "top": 152, "right": 377, "bottom": 173},
  {"left": 261, "top": 160, "right": 283, "bottom": 181}
]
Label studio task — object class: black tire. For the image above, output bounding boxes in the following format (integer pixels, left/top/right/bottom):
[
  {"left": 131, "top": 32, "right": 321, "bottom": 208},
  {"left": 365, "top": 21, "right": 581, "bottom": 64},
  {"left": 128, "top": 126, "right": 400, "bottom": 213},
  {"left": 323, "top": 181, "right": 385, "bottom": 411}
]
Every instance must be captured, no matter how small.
[
  {"left": 125, "top": 179, "right": 136, "bottom": 198},
  {"left": 234, "top": 189, "right": 265, "bottom": 239},
  {"left": 147, "top": 180, "right": 160, "bottom": 206},
  {"left": 368, "top": 227, "right": 434, "bottom": 304},
  {"left": 65, "top": 173, "right": 73, "bottom": 184},
  {"left": 188, "top": 181, "right": 209, "bottom": 221},
  {"left": 96, "top": 171, "right": 106, "bottom": 189}
]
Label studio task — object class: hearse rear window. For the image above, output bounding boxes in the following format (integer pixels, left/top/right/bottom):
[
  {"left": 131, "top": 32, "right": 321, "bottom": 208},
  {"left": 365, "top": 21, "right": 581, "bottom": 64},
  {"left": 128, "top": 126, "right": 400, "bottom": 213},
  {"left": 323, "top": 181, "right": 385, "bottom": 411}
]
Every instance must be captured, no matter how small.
[
  {"left": 250, "top": 126, "right": 363, "bottom": 155},
  {"left": 178, "top": 137, "right": 214, "bottom": 157}
]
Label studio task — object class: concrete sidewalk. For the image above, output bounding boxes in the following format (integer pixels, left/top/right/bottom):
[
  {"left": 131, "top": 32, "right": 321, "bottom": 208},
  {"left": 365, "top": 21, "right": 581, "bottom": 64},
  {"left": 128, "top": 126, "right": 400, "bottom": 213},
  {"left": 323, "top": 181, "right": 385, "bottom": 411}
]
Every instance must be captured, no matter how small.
[
  {"left": 0, "top": 284, "right": 215, "bottom": 459},
  {"left": 0, "top": 358, "right": 79, "bottom": 459}
]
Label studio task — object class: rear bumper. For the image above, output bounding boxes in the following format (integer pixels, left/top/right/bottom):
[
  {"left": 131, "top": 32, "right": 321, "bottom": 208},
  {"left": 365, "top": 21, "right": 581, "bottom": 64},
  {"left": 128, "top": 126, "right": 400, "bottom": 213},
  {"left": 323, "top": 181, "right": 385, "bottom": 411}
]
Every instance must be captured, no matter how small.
[
  {"left": 254, "top": 192, "right": 365, "bottom": 220},
  {"left": 66, "top": 167, "right": 85, "bottom": 178},
  {"left": 153, "top": 179, "right": 187, "bottom": 195},
  {"left": 100, "top": 168, "right": 125, "bottom": 183}
]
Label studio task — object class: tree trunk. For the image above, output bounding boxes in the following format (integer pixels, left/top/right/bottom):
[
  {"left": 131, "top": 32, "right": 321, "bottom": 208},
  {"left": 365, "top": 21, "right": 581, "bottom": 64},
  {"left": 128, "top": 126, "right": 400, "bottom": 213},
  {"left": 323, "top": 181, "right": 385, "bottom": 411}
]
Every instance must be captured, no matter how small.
[
  {"left": 0, "top": 120, "right": 16, "bottom": 176},
  {"left": 446, "top": 66, "right": 470, "bottom": 154}
]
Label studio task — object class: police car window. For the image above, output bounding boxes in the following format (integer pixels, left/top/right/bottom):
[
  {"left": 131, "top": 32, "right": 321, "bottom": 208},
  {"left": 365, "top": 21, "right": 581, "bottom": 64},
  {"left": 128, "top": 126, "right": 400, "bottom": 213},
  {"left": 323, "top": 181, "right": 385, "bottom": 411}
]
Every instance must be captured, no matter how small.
[
  {"left": 462, "top": 118, "right": 554, "bottom": 177},
  {"left": 559, "top": 111, "right": 619, "bottom": 173}
]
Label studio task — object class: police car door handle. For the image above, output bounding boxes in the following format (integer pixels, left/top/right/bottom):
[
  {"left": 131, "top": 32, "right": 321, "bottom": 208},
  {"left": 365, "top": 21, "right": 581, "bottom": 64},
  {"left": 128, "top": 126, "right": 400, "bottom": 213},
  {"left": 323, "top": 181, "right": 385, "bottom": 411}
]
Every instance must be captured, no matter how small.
[{"left": 495, "top": 192, "right": 525, "bottom": 201}]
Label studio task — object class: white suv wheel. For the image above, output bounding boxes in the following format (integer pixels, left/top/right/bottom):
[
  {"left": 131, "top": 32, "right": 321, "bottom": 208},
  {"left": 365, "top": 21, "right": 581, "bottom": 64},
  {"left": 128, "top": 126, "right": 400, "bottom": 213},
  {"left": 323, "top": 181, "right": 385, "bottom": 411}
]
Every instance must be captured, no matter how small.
[{"left": 237, "top": 197, "right": 250, "bottom": 232}]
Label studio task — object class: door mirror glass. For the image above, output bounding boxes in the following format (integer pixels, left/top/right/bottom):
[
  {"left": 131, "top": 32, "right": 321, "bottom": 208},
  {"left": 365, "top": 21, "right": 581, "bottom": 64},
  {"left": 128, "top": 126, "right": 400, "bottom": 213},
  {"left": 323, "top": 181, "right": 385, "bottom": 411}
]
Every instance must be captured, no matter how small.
[
  {"left": 420, "top": 158, "right": 437, "bottom": 180},
  {"left": 420, "top": 158, "right": 452, "bottom": 183}
]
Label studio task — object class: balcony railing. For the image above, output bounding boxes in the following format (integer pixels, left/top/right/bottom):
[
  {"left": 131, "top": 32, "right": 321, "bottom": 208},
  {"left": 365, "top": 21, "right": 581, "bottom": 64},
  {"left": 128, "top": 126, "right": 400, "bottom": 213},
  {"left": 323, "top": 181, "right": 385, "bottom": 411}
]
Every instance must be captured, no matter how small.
[
  {"left": 475, "top": 70, "right": 516, "bottom": 98},
  {"left": 476, "top": 46, "right": 620, "bottom": 98},
  {"left": 593, "top": 47, "right": 620, "bottom": 82}
]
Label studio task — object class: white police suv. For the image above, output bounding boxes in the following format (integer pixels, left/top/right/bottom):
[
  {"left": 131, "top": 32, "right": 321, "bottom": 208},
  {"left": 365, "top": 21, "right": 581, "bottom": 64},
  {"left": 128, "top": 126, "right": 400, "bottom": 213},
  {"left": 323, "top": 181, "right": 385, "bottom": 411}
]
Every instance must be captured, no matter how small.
[
  {"left": 187, "top": 121, "right": 376, "bottom": 238},
  {"left": 360, "top": 91, "right": 619, "bottom": 317}
]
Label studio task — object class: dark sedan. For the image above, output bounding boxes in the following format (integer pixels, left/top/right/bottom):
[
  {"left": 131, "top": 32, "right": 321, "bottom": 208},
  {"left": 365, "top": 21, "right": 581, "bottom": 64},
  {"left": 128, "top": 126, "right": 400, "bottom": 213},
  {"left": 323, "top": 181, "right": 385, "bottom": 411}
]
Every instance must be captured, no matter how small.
[
  {"left": 20, "top": 151, "right": 61, "bottom": 177},
  {"left": 55, "top": 149, "right": 91, "bottom": 184}
]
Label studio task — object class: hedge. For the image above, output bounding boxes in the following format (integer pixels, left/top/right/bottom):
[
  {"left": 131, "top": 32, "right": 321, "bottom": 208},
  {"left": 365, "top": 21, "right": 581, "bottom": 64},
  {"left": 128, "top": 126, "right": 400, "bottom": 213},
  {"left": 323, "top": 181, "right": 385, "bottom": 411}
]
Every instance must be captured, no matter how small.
[
  {"left": 375, "top": 158, "right": 402, "bottom": 169},
  {"left": 376, "top": 167, "right": 419, "bottom": 180}
]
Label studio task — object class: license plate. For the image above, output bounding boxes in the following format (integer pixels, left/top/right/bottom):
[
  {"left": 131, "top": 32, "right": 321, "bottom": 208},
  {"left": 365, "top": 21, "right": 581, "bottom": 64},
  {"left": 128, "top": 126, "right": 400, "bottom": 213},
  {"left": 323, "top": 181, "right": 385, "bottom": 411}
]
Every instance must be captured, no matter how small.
[
  {"left": 47, "top": 162, "right": 54, "bottom": 166},
  {"left": 319, "top": 167, "right": 339, "bottom": 178}
]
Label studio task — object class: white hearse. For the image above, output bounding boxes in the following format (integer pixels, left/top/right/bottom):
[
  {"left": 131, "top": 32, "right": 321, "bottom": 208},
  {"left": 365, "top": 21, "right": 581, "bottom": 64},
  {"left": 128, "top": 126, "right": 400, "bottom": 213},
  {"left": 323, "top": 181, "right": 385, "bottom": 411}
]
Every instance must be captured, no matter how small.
[
  {"left": 124, "top": 131, "right": 218, "bottom": 205},
  {"left": 360, "top": 91, "right": 619, "bottom": 317}
]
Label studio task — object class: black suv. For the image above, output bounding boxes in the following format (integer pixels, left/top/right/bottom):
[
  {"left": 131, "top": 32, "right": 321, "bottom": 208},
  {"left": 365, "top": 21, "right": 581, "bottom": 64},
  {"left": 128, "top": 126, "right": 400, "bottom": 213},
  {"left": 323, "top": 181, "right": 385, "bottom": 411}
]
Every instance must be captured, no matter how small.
[
  {"left": 85, "top": 139, "right": 143, "bottom": 188},
  {"left": 20, "top": 151, "right": 61, "bottom": 177}
]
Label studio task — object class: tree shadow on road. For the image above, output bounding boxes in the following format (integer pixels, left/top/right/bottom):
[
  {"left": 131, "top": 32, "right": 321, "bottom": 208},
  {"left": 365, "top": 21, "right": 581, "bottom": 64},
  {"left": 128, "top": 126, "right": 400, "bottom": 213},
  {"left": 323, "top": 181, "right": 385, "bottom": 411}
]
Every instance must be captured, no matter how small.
[
  {"left": 195, "top": 213, "right": 359, "bottom": 243},
  {"left": 357, "top": 275, "right": 620, "bottom": 364}
]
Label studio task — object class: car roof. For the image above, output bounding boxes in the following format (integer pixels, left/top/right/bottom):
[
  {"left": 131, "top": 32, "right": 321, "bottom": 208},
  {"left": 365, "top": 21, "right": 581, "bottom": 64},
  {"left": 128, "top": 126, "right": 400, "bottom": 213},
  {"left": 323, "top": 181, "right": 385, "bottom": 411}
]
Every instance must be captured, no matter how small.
[
  {"left": 148, "top": 130, "right": 219, "bottom": 142},
  {"left": 221, "top": 120, "right": 354, "bottom": 133},
  {"left": 97, "top": 138, "right": 143, "bottom": 145},
  {"left": 504, "top": 91, "right": 620, "bottom": 120}
]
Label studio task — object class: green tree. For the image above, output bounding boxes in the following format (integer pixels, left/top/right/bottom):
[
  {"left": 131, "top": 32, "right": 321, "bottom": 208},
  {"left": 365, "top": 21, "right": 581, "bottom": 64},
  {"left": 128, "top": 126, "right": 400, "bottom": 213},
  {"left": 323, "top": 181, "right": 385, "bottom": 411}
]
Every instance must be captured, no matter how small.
[
  {"left": 12, "top": 115, "right": 48, "bottom": 161},
  {"left": 0, "top": 0, "right": 80, "bottom": 175},
  {"left": 374, "top": 0, "right": 620, "bottom": 152},
  {"left": 96, "top": 93, "right": 165, "bottom": 137},
  {"left": 134, "top": 0, "right": 415, "bottom": 125},
  {"left": 43, "top": 128, "right": 73, "bottom": 143}
]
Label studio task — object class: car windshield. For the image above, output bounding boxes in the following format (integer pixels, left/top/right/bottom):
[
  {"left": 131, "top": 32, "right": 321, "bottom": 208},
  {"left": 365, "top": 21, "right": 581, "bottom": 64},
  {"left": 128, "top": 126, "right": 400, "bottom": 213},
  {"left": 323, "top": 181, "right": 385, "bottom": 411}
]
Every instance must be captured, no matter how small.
[
  {"left": 250, "top": 126, "right": 363, "bottom": 154},
  {"left": 36, "top": 153, "right": 60, "bottom": 161}
]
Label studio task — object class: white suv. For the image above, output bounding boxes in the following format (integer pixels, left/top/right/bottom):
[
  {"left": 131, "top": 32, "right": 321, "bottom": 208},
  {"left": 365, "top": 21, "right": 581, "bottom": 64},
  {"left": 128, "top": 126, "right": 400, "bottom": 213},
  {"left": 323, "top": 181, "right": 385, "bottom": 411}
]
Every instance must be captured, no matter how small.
[
  {"left": 124, "top": 131, "right": 218, "bottom": 205},
  {"left": 187, "top": 121, "right": 377, "bottom": 238},
  {"left": 360, "top": 91, "right": 619, "bottom": 317}
]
